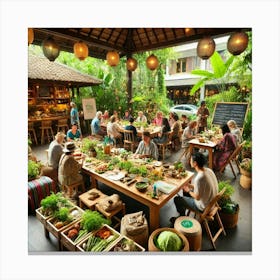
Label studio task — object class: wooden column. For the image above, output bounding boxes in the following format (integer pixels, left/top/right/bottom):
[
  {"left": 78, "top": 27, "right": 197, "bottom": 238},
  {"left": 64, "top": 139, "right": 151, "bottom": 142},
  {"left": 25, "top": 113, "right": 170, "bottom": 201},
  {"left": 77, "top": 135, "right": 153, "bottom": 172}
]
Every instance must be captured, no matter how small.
[{"left": 127, "top": 66, "right": 133, "bottom": 114}]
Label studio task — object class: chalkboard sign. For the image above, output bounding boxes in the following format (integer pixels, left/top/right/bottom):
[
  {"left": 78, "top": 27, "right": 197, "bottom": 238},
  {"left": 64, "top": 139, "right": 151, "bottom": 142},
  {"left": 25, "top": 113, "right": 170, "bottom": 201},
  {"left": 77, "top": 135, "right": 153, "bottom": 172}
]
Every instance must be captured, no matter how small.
[{"left": 212, "top": 102, "right": 249, "bottom": 129}]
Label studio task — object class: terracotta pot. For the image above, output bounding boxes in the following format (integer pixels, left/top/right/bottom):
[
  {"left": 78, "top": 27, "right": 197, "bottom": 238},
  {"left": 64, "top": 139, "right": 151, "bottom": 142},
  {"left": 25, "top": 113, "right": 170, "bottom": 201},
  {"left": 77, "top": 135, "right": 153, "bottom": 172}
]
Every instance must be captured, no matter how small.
[
  {"left": 148, "top": 227, "right": 189, "bottom": 252},
  {"left": 240, "top": 167, "right": 252, "bottom": 189}
]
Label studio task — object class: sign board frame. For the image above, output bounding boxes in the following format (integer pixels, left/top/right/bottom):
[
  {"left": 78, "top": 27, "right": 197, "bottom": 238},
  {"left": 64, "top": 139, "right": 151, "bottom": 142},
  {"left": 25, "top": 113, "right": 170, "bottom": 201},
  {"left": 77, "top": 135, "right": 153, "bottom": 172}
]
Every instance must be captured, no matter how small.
[
  {"left": 211, "top": 102, "right": 249, "bottom": 132},
  {"left": 82, "top": 98, "right": 96, "bottom": 120}
]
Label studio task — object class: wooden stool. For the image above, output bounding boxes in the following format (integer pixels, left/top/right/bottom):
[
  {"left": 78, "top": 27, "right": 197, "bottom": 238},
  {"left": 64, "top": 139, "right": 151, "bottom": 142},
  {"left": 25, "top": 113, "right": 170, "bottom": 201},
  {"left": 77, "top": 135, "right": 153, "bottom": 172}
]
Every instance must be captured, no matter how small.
[
  {"left": 174, "top": 216, "right": 202, "bottom": 251},
  {"left": 61, "top": 180, "right": 86, "bottom": 199},
  {"left": 28, "top": 122, "right": 38, "bottom": 145},
  {"left": 79, "top": 189, "right": 108, "bottom": 210},
  {"left": 95, "top": 202, "right": 126, "bottom": 230},
  {"left": 56, "top": 118, "right": 69, "bottom": 133},
  {"left": 40, "top": 120, "right": 54, "bottom": 144}
]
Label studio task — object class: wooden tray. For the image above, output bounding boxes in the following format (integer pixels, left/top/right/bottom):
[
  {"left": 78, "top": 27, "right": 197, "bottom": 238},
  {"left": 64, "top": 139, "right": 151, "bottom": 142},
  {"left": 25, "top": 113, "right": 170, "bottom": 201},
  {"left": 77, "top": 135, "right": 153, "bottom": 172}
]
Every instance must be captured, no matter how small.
[
  {"left": 35, "top": 207, "right": 53, "bottom": 226},
  {"left": 76, "top": 224, "right": 120, "bottom": 252},
  {"left": 106, "top": 236, "right": 145, "bottom": 252}
]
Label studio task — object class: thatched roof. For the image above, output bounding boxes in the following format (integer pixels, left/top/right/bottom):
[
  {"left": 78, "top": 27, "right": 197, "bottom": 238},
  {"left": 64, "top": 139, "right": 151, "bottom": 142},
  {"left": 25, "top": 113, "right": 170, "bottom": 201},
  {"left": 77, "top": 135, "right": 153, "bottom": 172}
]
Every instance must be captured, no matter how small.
[{"left": 28, "top": 53, "right": 102, "bottom": 87}]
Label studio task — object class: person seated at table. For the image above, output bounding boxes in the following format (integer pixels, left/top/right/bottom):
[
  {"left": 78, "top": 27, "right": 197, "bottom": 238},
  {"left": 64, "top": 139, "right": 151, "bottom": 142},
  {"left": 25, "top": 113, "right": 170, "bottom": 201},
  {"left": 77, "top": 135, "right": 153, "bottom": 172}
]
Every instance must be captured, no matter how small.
[
  {"left": 40, "top": 132, "right": 65, "bottom": 184},
  {"left": 124, "top": 117, "right": 138, "bottom": 140},
  {"left": 181, "top": 114, "right": 189, "bottom": 129},
  {"left": 123, "top": 110, "right": 132, "bottom": 121},
  {"left": 227, "top": 119, "right": 242, "bottom": 144},
  {"left": 168, "top": 112, "right": 176, "bottom": 127},
  {"left": 153, "top": 117, "right": 171, "bottom": 144},
  {"left": 172, "top": 152, "right": 218, "bottom": 218},
  {"left": 212, "top": 123, "right": 237, "bottom": 172},
  {"left": 134, "top": 131, "right": 159, "bottom": 160},
  {"left": 152, "top": 111, "right": 163, "bottom": 126},
  {"left": 107, "top": 115, "right": 123, "bottom": 143},
  {"left": 136, "top": 111, "right": 147, "bottom": 123},
  {"left": 66, "top": 123, "right": 81, "bottom": 141},
  {"left": 102, "top": 110, "right": 110, "bottom": 123},
  {"left": 58, "top": 142, "right": 85, "bottom": 187},
  {"left": 91, "top": 111, "right": 107, "bottom": 136},
  {"left": 171, "top": 114, "right": 182, "bottom": 142}
]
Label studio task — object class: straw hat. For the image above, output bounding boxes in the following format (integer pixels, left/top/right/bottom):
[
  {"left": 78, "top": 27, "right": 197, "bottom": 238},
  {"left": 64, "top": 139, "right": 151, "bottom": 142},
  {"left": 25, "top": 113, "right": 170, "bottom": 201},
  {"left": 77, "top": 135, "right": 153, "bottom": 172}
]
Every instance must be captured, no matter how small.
[{"left": 63, "top": 142, "right": 76, "bottom": 153}]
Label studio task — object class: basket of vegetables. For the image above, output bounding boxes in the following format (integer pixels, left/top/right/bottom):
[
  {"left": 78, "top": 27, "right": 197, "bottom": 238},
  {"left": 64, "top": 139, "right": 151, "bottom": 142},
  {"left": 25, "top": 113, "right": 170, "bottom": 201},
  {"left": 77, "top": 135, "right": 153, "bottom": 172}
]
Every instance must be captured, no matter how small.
[
  {"left": 36, "top": 192, "right": 74, "bottom": 226},
  {"left": 45, "top": 206, "right": 84, "bottom": 239},
  {"left": 77, "top": 224, "right": 120, "bottom": 252},
  {"left": 107, "top": 236, "right": 145, "bottom": 252},
  {"left": 60, "top": 210, "right": 111, "bottom": 251}
]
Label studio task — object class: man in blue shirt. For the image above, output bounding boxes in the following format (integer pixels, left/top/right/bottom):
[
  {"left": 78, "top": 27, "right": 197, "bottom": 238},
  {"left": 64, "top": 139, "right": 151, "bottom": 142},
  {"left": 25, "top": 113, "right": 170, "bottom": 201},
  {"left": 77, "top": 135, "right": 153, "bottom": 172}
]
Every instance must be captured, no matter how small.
[{"left": 91, "top": 111, "right": 107, "bottom": 136}]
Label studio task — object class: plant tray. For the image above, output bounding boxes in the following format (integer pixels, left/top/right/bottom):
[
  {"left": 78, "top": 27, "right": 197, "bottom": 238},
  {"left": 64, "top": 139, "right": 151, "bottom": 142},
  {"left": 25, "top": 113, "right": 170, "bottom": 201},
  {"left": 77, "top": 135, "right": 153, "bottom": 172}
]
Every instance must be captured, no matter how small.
[
  {"left": 107, "top": 236, "right": 145, "bottom": 252},
  {"left": 35, "top": 207, "right": 53, "bottom": 226},
  {"left": 76, "top": 224, "right": 120, "bottom": 252},
  {"left": 45, "top": 206, "right": 84, "bottom": 240}
]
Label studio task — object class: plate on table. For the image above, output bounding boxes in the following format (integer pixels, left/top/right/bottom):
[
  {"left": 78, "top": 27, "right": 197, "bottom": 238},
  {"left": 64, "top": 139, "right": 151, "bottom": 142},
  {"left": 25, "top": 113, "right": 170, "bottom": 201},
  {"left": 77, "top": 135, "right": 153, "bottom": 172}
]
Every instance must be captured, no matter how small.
[{"left": 154, "top": 161, "right": 162, "bottom": 167}]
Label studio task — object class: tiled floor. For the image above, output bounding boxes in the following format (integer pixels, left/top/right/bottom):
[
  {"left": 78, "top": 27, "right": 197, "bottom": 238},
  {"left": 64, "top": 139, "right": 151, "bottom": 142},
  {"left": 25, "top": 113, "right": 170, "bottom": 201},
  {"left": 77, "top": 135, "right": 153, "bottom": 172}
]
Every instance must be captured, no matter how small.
[{"left": 28, "top": 141, "right": 252, "bottom": 253}]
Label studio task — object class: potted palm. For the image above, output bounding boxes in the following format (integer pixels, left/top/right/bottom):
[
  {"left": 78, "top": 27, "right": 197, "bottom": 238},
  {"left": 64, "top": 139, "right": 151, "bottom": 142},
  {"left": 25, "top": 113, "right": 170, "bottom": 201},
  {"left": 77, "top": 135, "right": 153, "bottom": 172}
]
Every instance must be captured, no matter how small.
[
  {"left": 218, "top": 181, "right": 239, "bottom": 229},
  {"left": 239, "top": 158, "right": 252, "bottom": 189}
]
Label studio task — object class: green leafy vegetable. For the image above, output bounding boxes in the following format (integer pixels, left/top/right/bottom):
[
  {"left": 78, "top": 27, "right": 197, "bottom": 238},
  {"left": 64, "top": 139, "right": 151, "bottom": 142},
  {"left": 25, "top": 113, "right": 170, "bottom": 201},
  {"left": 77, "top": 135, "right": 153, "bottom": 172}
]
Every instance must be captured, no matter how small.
[
  {"left": 80, "top": 210, "right": 111, "bottom": 232},
  {"left": 156, "top": 230, "right": 183, "bottom": 251}
]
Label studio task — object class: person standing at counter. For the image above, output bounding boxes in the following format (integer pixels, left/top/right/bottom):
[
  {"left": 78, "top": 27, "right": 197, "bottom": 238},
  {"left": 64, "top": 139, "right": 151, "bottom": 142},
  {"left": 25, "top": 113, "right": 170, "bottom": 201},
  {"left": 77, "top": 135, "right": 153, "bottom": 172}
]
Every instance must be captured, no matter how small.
[
  {"left": 134, "top": 131, "right": 159, "bottom": 160},
  {"left": 66, "top": 123, "right": 81, "bottom": 141},
  {"left": 197, "top": 100, "right": 210, "bottom": 133},
  {"left": 70, "top": 102, "right": 81, "bottom": 133}
]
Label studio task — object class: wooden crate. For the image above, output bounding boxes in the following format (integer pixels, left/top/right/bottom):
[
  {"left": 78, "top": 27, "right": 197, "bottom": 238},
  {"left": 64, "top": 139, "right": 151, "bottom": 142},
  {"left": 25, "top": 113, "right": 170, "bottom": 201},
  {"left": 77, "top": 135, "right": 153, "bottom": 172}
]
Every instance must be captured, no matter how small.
[
  {"left": 76, "top": 224, "right": 120, "bottom": 252},
  {"left": 45, "top": 206, "right": 84, "bottom": 240},
  {"left": 60, "top": 220, "right": 91, "bottom": 251},
  {"left": 106, "top": 235, "right": 145, "bottom": 252},
  {"left": 35, "top": 207, "right": 53, "bottom": 226}
]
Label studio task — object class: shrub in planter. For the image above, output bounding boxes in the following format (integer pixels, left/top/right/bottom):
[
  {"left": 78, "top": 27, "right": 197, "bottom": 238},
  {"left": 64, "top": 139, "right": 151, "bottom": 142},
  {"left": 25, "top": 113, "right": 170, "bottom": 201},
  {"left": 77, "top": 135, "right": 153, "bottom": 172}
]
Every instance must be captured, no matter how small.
[
  {"left": 28, "top": 160, "right": 42, "bottom": 181},
  {"left": 218, "top": 181, "right": 239, "bottom": 228},
  {"left": 241, "top": 141, "right": 252, "bottom": 159}
]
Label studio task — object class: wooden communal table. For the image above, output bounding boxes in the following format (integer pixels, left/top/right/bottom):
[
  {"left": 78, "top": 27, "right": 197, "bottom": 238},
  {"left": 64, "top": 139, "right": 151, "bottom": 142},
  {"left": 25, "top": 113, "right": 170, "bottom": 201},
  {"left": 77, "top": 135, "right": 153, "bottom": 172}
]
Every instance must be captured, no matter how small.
[
  {"left": 188, "top": 138, "right": 217, "bottom": 169},
  {"left": 82, "top": 164, "right": 194, "bottom": 232},
  {"left": 28, "top": 115, "right": 70, "bottom": 123}
]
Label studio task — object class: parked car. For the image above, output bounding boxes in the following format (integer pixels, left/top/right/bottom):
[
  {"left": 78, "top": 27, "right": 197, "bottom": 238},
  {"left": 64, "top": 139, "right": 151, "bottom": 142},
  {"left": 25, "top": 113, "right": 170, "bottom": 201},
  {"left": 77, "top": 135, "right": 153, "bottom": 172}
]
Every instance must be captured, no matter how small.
[{"left": 169, "top": 104, "right": 198, "bottom": 118}]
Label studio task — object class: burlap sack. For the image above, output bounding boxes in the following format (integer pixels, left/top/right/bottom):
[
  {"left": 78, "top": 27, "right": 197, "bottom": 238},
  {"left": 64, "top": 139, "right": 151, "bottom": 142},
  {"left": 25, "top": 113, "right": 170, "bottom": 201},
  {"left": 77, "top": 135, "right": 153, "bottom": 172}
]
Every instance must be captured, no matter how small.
[
  {"left": 121, "top": 211, "right": 148, "bottom": 236},
  {"left": 97, "top": 194, "right": 122, "bottom": 212}
]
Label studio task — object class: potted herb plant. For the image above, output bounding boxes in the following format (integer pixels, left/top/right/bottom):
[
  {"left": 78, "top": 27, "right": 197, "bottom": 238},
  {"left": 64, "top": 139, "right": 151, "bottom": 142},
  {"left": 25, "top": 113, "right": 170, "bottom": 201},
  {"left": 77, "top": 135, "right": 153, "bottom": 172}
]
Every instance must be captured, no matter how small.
[
  {"left": 241, "top": 140, "right": 252, "bottom": 159},
  {"left": 28, "top": 160, "right": 42, "bottom": 181},
  {"left": 239, "top": 158, "right": 252, "bottom": 189},
  {"left": 81, "top": 138, "right": 98, "bottom": 157},
  {"left": 218, "top": 181, "right": 239, "bottom": 229}
]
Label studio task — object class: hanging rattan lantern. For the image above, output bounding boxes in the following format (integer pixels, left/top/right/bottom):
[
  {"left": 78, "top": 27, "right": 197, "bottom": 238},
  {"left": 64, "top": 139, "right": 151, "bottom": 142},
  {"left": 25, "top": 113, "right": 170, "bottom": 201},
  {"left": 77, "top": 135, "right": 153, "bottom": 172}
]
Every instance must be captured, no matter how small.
[
  {"left": 106, "top": 51, "right": 120, "bottom": 66},
  {"left": 146, "top": 54, "right": 159, "bottom": 70},
  {"left": 227, "top": 32, "right": 249, "bottom": 55},
  {"left": 197, "top": 36, "right": 216, "bottom": 60},
  {"left": 42, "top": 37, "right": 60, "bottom": 62},
  {"left": 73, "top": 41, "right": 88, "bottom": 60},
  {"left": 28, "top": 28, "right": 34, "bottom": 45},
  {"left": 126, "top": 57, "right": 138, "bottom": 71}
]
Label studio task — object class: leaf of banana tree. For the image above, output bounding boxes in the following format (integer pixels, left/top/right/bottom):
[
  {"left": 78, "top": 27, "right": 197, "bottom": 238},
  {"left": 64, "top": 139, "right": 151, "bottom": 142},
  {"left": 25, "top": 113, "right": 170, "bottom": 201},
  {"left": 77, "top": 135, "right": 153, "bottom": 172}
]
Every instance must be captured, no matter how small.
[{"left": 190, "top": 77, "right": 208, "bottom": 95}]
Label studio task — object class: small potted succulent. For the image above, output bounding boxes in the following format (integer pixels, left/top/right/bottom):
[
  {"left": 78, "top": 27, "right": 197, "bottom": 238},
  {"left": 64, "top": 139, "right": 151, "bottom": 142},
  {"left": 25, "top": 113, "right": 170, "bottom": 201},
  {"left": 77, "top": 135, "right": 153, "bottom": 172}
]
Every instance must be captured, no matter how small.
[{"left": 218, "top": 181, "right": 239, "bottom": 229}]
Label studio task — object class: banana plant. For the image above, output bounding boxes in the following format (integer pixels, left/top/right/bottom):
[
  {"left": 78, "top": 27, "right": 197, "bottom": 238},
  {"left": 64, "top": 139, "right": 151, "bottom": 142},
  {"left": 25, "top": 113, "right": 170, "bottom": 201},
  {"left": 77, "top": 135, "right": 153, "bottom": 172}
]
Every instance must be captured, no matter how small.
[{"left": 190, "top": 51, "right": 235, "bottom": 95}]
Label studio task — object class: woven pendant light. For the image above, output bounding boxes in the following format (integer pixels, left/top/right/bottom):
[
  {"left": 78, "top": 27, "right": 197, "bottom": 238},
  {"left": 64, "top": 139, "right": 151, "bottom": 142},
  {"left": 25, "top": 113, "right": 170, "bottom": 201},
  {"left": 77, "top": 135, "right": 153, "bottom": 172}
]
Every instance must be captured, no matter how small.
[
  {"left": 146, "top": 54, "right": 159, "bottom": 70},
  {"left": 227, "top": 32, "right": 249, "bottom": 55},
  {"left": 126, "top": 57, "right": 138, "bottom": 71},
  {"left": 73, "top": 41, "right": 88, "bottom": 60},
  {"left": 28, "top": 28, "right": 34, "bottom": 45},
  {"left": 42, "top": 37, "right": 60, "bottom": 62},
  {"left": 106, "top": 51, "right": 120, "bottom": 66},
  {"left": 197, "top": 36, "right": 216, "bottom": 60}
]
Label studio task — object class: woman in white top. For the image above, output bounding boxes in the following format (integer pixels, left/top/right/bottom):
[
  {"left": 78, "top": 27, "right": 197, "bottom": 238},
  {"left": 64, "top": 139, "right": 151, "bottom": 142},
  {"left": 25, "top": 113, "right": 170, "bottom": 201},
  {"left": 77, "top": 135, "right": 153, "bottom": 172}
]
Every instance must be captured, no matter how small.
[
  {"left": 136, "top": 111, "right": 147, "bottom": 123},
  {"left": 227, "top": 120, "right": 242, "bottom": 144}
]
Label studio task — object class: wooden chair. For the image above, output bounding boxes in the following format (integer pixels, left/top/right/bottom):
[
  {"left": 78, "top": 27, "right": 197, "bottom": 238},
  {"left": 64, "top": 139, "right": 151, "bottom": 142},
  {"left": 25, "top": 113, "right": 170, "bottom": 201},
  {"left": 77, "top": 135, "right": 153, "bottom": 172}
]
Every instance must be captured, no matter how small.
[
  {"left": 218, "top": 140, "right": 246, "bottom": 178},
  {"left": 40, "top": 120, "right": 54, "bottom": 144},
  {"left": 95, "top": 202, "right": 126, "bottom": 230},
  {"left": 185, "top": 187, "right": 227, "bottom": 250},
  {"left": 123, "top": 129, "right": 137, "bottom": 152},
  {"left": 28, "top": 122, "right": 38, "bottom": 145},
  {"left": 61, "top": 180, "right": 86, "bottom": 199},
  {"left": 157, "top": 131, "right": 172, "bottom": 161},
  {"left": 56, "top": 118, "right": 69, "bottom": 133}
]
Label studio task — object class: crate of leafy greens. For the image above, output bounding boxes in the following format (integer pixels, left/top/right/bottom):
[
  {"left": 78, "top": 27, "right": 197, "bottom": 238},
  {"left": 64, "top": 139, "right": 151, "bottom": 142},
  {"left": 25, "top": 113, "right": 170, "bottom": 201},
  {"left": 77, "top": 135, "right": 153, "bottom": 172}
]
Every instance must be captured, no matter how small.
[
  {"left": 77, "top": 224, "right": 120, "bottom": 252},
  {"left": 45, "top": 206, "right": 84, "bottom": 240},
  {"left": 36, "top": 192, "right": 74, "bottom": 226},
  {"left": 61, "top": 210, "right": 111, "bottom": 251},
  {"left": 107, "top": 235, "right": 145, "bottom": 252}
]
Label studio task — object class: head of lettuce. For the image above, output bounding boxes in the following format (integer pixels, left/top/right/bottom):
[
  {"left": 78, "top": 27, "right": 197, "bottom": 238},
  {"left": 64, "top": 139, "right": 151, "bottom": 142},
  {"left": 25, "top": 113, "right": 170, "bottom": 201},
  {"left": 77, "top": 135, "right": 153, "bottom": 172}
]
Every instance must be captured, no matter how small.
[{"left": 156, "top": 230, "right": 183, "bottom": 251}]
